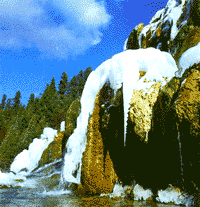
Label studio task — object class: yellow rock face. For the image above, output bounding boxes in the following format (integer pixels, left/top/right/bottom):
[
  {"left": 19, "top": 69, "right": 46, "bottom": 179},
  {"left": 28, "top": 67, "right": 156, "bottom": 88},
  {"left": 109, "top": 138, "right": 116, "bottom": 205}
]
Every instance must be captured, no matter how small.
[
  {"left": 129, "top": 80, "right": 162, "bottom": 141},
  {"left": 136, "top": 23, "right": 145, "bottom": 36},
  {"left": 174, "top": 63, "right": 200, "bottom": 136},
  {"left": 81, "top": 91, "right": 118, "bottom": 194}
]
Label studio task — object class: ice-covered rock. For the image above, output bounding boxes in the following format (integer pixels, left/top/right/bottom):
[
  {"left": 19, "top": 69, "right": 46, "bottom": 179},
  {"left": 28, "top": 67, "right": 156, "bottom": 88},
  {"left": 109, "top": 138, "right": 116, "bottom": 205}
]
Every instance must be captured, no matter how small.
[
  {"left": 124, "top": 0, "right": 200, "bottom": 76},
  {"left": 62, "top": 47, "right": 179, "bottom": 186}
]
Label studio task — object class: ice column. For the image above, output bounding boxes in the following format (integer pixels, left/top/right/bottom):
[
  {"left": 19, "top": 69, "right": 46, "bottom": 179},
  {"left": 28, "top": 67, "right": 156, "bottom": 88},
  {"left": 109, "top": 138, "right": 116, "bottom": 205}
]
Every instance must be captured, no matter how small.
[{"left": 110, "top": 51, "right": 139, "bottom": 146}]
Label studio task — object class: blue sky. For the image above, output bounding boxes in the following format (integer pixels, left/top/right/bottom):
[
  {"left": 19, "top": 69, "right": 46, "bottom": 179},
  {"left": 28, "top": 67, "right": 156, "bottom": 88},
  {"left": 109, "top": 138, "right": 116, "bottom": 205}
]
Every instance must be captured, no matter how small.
[{"left": 0, "top": 0, "right": 168, "bottom": 106}]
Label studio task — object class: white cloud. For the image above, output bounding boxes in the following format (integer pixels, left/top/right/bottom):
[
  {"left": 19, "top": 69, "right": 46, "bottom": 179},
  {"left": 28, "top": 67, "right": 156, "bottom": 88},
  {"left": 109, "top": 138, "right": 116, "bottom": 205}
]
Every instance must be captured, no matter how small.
[{"left": 0, "top": 0, "right": 111, "bottom": 59}]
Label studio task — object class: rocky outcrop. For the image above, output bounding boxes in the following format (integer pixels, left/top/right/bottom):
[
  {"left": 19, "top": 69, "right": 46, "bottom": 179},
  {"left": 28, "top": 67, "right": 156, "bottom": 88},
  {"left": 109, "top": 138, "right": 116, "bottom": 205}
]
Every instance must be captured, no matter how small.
[
  {"left": 122, "top": 1, "right": 200, "bottom": 200},
  {"left": 68, "top": 0, "right": 200, "bottom": 203},
  {"left": 77, "top": 88, "right": 119, "bottom": 195},
  {"left": 79, "top": 64, "right": 200, "bottom": 203},
  {"left": 173, "top": 62, "right": 200, "bottom": 196},
  {"left": 126, "top": 23, "right": 145, "bottom": 49},
  {"left": 125, "top": 0, "right": 200, "bottom": 66},
  {"left": 38, "top": 131, "right": 64, "bottom": 168}
]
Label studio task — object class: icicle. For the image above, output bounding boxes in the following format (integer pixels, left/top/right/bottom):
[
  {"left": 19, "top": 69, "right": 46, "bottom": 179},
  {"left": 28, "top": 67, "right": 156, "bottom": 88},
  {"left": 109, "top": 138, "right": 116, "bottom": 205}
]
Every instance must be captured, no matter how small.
[
  {"left": 121, "top": 52, "right": 139, "bottom": 146},
  {"left": 177, "top": 131, "right": 184, "bottom": 178},
  {"left": 110, "top": 50, "right": 139, "bottom": 146}
]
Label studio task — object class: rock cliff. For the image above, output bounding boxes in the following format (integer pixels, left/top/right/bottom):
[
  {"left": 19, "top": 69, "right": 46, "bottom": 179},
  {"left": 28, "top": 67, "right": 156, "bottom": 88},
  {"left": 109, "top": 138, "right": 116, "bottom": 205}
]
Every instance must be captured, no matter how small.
[{"left": 77, "top": 0, "right": 200, "bottom": 204}]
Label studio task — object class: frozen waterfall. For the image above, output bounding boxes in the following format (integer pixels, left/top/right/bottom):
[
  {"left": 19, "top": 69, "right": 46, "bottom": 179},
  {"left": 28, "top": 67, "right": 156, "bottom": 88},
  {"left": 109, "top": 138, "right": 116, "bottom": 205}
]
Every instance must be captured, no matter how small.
[
  {"left": 62, "top": 47, "right": 179, "bottom": 185},
  {"left": 10, "top": 127, "right": 58, "bottom": 174}
]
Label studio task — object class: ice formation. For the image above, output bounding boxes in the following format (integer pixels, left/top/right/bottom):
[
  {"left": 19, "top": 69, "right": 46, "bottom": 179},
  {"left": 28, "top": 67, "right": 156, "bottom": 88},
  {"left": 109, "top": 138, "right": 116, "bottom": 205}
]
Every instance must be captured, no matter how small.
[
  {"left": 62, "top": 47, "right": 179, "bottom": 185},
  {"left": 123, "top": 37, "right": 128, "bottom": 51},
  {"left": 133, "top": 184, "right": 153, "bottom": 200},
  {"left": 0, "top": 171, "right": 26, "bottom": 186},
  {"left": 177, "top": 42, "right": 200, "bottom": 77},
  {"left": 60, "top": 121, "right": 65, "bottom": 131},
  {"left": 10, "top": 127, "right": 58, "bottom": 174},
  {"left": 156, "top": 185, "right": 194, "bottom": 206}
]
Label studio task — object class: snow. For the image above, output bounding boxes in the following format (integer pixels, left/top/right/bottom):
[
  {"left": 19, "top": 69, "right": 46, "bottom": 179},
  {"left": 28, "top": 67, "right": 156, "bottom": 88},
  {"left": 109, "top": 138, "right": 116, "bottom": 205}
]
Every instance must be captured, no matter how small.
[
  {"left": 60, "top": 121, "right": 65, "bottom": 131},
  {"left": 123, "top": 37, "right": 128, "bottom": 51},
  {"left": 110, "top": 184, "right": 125, "bottom": 197},
  {"left": 156, "top": 185, "right": 194, "bottom": 206},
  {"left": 133, "top": 184, "right": 153, "bottom": 200},
  {"left": 100, "top": 183, "right": 153, "bottom": 200},
  {"left": 99, "top": 183, "right": 193, "bottom": 205},
  {"left": 10, "top": 127, "right": 58, "bottom": 174},
  {"left": 62, "top": 47, "right": 179, "bottom": 184},
  {"left": 177, "top": 42, "right": 200, "bottom": 77}
]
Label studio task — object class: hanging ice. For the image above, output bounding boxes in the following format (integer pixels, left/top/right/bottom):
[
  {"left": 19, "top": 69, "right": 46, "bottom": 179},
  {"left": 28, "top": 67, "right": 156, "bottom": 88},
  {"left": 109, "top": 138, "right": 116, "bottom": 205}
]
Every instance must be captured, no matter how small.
[
  {"left": 60, "top": 121, "right": 65, "bottom": 131},
  {"left": 62, "top": 47, "right": 179, "bottom": 185}
]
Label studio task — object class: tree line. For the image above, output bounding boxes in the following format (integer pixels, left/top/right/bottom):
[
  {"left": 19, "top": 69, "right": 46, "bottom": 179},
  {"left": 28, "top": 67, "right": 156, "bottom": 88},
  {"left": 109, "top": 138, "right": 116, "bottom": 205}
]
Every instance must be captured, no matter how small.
[{"left": 0, "top": 67, "right": 92, "bottom": 171}]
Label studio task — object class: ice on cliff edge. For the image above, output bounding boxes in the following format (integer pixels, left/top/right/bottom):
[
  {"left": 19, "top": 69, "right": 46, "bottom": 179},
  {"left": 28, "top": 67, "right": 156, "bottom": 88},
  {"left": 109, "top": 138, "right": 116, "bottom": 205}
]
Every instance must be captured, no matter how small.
[{"left": 62, "top": 47, "right": 179, "bottom": 185}]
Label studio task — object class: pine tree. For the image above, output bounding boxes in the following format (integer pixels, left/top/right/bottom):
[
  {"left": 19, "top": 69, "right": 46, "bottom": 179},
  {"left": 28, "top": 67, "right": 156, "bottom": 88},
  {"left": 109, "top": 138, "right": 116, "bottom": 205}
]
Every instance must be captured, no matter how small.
[
  {"left": 58, "top": 71, "right": 69, "bottom": 96},
  {"left": 49, "top": 76, "right": 57, "bottom": 95},
  {"left": 68, "top": 75, "right": 78, "bottom": 101},
  {"left": 13, "top": 91, "right": 22, "bottom": 113},
  {"left": 39, "top": 77, "right": 61, "bottom": 128},
  {"left": 76, "top": 70, "right": 85, "bottom": 96},
  {"left": 27, "top": 93, "right": 35, "bottom": 107},
  {"left": 83, "top": 67, "right": 92, "bottom": 83},
  {"left": 0, "top": 94, "right": 7, "bottom": 110},
  {"left": 3, "top": 98, "right": 14, "bottom": 122},
  {"left": 4, "top": 98, "right": 13, "bottom": 110}
]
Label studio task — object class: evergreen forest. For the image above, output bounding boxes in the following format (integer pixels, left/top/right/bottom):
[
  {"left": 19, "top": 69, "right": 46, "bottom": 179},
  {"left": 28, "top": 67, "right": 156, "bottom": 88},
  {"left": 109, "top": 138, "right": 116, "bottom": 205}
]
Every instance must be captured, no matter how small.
[{"left": 0, "top": 67, "right": 92, "bottom": 171}]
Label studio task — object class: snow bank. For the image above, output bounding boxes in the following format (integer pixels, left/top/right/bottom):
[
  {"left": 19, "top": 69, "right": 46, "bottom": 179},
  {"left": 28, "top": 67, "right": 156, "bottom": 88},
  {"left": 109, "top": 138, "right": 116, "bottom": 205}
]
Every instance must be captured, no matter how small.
[
  {"left": 62, "top": 47, "right": 179, "bottom": 185},
  {"left": 10, "top": 127, "right": 58, "bottom": 174},
  {"left": 177, "top": 42, "right": 200, "bottom": 77},
  {"left": 0, "top": 170, "right": 28, "bottom": 187},
  {"left": 157, "top": 185, "right": 194, "bottom": 206}
]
